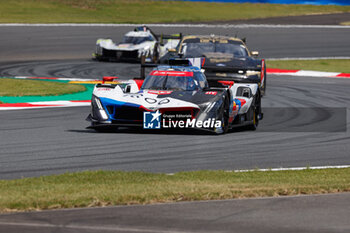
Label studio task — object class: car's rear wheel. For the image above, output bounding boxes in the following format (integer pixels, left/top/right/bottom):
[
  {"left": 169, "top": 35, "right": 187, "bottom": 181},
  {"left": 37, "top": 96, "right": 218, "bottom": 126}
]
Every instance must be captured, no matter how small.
[{"left": 247, "top": 108, "right": 259, "bottom": 130}]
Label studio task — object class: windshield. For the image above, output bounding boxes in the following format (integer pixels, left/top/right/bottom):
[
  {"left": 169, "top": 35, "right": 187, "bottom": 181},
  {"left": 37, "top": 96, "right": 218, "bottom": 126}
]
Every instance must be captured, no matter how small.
[
  {"left": 122, "top": 36, "right": 153, "bottom": 45},
  {"left": 141, "top": 71, "right": 200, "bottom": 91},
  {"left": 181, "top": 42, "right": 249, "bottom": 57}
]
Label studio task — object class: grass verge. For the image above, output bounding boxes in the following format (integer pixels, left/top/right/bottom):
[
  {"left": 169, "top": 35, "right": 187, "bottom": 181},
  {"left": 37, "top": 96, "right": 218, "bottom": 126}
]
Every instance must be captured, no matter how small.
[
  {"left": 341, "top": 21, "right": 350, "bottom": 25},
  {"left": 0, "top": 0, "right": 349, "bottom": 23},
  {"left": 1, "top": 168, "right": 350, "bottom": 212},
  {"left": 267, "top": 59, "right": 350, "bottom": 73},
  {"left": 0, "top": 78, "right": 86, "bottom": 97}
]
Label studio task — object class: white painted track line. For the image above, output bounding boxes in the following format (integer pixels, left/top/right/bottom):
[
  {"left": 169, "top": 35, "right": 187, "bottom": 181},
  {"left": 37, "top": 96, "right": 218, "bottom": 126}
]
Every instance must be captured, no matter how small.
[
  {"left": 233, "top": 165, "right": 350, "bottom": 172},
  {"left": 267, "top": 57, "right": 350, "bottom": 60}
]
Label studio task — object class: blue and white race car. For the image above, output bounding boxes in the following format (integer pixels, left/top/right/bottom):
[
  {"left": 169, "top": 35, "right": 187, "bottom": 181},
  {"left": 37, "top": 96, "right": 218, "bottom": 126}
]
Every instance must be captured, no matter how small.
[{"left": 87, "top": 60, "right": 263, "bottom": 134}]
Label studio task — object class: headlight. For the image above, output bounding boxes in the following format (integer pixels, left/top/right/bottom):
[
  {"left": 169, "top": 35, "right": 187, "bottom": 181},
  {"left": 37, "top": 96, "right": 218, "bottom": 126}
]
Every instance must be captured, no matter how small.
[
  {"left": 93, "top": 95, "right": 103, "bottom": 110},
  {"left": 92, "top": 96, "right": 109, "bottom": 120},
  {"left": 99, "top": 110, "right": 109, "bottom": 120}
]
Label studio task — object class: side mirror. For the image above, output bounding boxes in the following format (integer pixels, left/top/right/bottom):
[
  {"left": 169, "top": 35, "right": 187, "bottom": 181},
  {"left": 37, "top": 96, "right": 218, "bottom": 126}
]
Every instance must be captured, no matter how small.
[
  {"left": 251, "top": 51, "right": 259, "bottom": 57},
  {"left": 167, "top": 48, "right": 177, "bottom": 53}
]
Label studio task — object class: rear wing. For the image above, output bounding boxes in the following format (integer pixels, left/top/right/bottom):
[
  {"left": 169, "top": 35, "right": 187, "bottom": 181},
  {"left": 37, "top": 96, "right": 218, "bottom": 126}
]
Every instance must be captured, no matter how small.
[
  {"left": 140, "top": 57, "right": 196, "bottom": 79},
  {"left": 202, "top": 65, "right": 243, "bottom": 80},
  {"left": 202, "top": 65, "right": 261, "bottom": 86},
  {"left": 140, "top": 56, "right": 157, "bottom": 79},
  {"left": 155, "top": 33, "right": 183, "bottom": 45},
  {"left": 134, "top": 25, "right": 182, "bottom": 43}
]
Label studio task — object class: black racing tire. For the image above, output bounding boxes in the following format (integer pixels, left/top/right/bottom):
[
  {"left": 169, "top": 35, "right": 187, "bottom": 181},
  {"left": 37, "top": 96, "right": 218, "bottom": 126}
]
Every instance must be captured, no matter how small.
[
  {"left": 93, "top": 55, "right": 107, "bottom": 62},
  {"left": 216, "top": 92, "right": 230, "bottom": 134},
  {"left": 246, "top": 91, "right": 261, "bottom": 131},
  {"left": 221, "top": 105, "right": 229, "bottom": 134},
  {"left": 246, "top": 108, "right": 259, "bottom": 131}
]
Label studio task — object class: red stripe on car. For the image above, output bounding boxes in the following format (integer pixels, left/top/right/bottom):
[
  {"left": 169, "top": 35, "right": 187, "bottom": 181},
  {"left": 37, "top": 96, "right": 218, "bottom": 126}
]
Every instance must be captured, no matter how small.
[
  {"left": 133, "top": 79, "right": 144, "bottom": 90},
  {"left": 261, "top": 59, "right": 265, "bottom": 83}
]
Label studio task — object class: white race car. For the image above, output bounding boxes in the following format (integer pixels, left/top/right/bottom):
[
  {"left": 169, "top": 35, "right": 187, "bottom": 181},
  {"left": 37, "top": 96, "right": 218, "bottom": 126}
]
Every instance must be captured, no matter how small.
[
  {"left": 87, "top": 59, "right": 263, "bottom": 134},
  {"left": 93, "top": 26, "right": 181, "bottom": 62}
]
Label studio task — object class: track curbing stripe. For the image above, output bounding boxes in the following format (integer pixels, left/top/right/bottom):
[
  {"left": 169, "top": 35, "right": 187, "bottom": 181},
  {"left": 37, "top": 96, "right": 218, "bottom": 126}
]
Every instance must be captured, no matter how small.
[
  {"left": 267, "top": 69, "right": 350, "bottom": 78},
  {"left": 2, "top": 69, "right": 350, "bottom": 110},
  {"left": 0, "top": 100, "right": 91, "bottom": 110}
]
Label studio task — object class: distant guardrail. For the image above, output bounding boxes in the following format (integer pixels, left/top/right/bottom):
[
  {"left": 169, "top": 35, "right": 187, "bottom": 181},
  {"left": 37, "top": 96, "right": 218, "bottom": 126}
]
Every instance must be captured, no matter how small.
[{"left": 178, "top": 0, "right": 350, "bottom": 5}]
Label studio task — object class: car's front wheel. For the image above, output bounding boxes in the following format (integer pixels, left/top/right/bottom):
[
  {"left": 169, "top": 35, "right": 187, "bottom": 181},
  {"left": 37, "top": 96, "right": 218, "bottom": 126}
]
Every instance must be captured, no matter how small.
[
  {"left": 215, "top": 93, "right": 230, "bottom": 134},
  {"left": 246, "top": 92, "right": 261, "bottom": 131}
]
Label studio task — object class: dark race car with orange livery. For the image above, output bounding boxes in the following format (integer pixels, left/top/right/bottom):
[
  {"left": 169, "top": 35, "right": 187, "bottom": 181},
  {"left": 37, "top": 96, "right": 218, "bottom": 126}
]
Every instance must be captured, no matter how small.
[{"left": 160, "top": 35, "right": 266, "bottom": 96}]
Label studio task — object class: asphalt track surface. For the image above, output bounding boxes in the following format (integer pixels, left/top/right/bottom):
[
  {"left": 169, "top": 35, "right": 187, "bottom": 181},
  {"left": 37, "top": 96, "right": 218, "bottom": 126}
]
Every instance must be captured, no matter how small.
[
  {"left": 0, "top": 20, "right": 350, "bottom": 232},
  {"left": 0, "top": 193, "right": 349, "bottom": 233},
  {"left": 0, "top": 25, "right": 349, "bottom": 179},
  {"left": 1, "top": 25, "right": 350, "bottom": 62}
]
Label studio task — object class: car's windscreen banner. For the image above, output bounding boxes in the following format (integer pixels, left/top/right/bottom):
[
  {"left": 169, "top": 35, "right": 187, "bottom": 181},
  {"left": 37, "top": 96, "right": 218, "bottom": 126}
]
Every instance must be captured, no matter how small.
[{"left": 151, "top": 71, "right": 194, "bottom": 76}]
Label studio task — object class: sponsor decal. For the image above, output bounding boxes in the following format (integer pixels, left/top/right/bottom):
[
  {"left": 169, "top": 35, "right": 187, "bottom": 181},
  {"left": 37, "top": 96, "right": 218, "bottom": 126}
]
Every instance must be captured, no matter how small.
[
  {"left": 205, "top": 91, "right": 217, "bottom": 95},
  {"left": 163, "top": 118, "right": 221, "bottom": 129},
  {"left": 143, "top": 110, "right": 161, "bottom": 129},
  {"left": 143, "top": 110, "right": 221, "bottom": 129},
  {"left": 96, "top": 88, "right": 112, "bottom": 91},
  {"left": 117, "top": 44, "right": 130, "bottom": 48},
  {"left": 236, "top": 98, "right": 246, "bottom": 107}
]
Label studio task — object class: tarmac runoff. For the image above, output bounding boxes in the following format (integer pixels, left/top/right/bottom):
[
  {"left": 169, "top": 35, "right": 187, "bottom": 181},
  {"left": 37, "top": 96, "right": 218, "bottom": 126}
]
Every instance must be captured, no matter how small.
[{"left": 1, "top": 69, "right": 350, "bottom": 110}]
